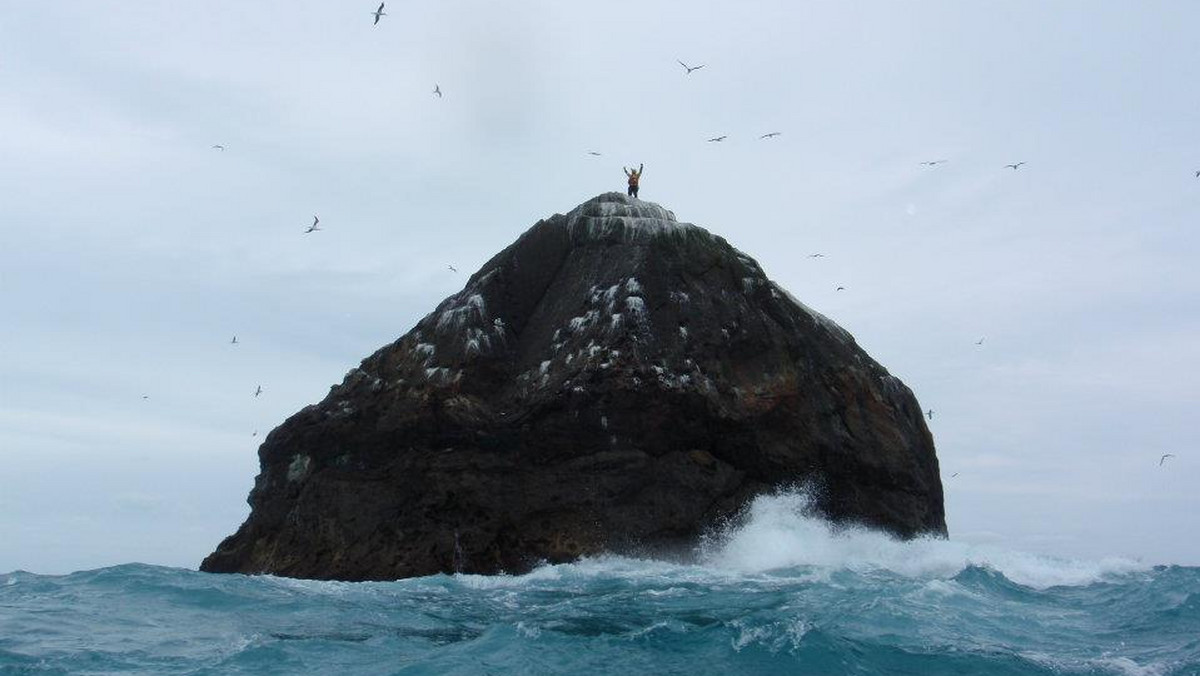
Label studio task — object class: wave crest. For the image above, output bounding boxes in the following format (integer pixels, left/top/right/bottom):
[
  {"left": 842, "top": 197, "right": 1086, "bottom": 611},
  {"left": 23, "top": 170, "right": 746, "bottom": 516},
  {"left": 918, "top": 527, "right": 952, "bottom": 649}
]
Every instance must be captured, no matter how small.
[{"left": 696, "top": 488, "right": 1145, "bottom": 589}]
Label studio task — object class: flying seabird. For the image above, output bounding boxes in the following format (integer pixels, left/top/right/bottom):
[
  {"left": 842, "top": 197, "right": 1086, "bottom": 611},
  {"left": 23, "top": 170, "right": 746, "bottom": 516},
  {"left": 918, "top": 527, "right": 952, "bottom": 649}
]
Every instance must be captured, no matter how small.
[
  {"left": 433, "top": 84, "right": 442, "bottom": 98},
  {"left": 707, "top": 135, "right": 727, "bottom": 143},
  {"left": 759, "top": 132, "right": 782, "bottom": 139},
  {"left": 372, "top": 2, "right": 386, "bottom": 25},
  {"left": 926, "top": 409, "right": 934, "bottom": 420},
  {"left": 951, "top": 472, "right": 960, "bottom": 478},
  {"left": 587, "top": 151, "right": 602, "bottom": 156},
  {"left": 1194, "top": 170, "right": 1199, "bottom": 178},
  {"left": 448, "top": 265, "right": 458, "bottom": 272},
  {"left": 975, "top": 337, "right": 985, "bottom": 345},
  {"left": 211, "top": 144, "right": 225, "bottom": 151},
  {"left": 230, "top": 335, "right": 238, "bottom": 345},
  {"left": 836, "top": 286, "right": 846, "bottom": 291},
  {"left": 1160, "top": 453, "right": 1175, "bottom": 466},
  {"left": 677, "top": 60, "right": 704, "bottom": 75},
  {"left": 305, "top": 216, "right": 320, "bottom": 233},
  {"left": 1004, "top": 162, "right": 1026, "bottom": 170},
  {"left": 808, "top": 253, "right": 824, "bottom": 258},
  {"left": 920, "top": 160, "right": 948, "bottom": 166},
  {"left": 254, "top": 385, "right": 263, "bottom": 398},
  {"left": 142, "top": 395, "right": 149, "bottom": 400}
]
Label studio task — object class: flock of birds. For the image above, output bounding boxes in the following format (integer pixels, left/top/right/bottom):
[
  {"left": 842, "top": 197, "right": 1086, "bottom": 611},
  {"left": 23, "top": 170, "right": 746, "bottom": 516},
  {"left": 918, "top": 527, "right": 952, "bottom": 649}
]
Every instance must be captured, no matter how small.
[
  {"left": 192, "top": 4, "right": 1184, "bottom": 471},
  {"left": 921, "top": 158, "right": 1026, "bottom": 171}
]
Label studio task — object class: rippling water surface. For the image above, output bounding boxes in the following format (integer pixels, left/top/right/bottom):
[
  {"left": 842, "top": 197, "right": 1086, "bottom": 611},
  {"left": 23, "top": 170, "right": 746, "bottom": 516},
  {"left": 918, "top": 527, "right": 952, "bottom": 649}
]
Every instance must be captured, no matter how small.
[{"left": 2, "top": 493, "right": 1197, "bottom": 675}]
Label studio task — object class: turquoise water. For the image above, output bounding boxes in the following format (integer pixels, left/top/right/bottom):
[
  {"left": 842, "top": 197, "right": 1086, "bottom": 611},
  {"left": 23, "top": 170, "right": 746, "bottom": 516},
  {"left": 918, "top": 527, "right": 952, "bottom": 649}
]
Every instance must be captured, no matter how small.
[{"left": 2, "top": 493, "right": 1197, "bottom": 675}]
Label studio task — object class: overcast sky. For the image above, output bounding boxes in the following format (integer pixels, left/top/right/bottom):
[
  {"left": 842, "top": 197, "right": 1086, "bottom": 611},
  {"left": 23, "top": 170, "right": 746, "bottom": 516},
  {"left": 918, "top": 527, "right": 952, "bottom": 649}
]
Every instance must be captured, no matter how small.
[{"left": 2, "top": 1, "right": 1198, "bottom": 574}]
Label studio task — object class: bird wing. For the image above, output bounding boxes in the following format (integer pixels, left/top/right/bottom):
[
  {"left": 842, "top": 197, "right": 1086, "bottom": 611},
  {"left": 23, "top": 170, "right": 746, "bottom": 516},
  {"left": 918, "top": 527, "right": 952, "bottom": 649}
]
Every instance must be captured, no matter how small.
[
  {"left": 677, "top": 60, "right": 689, "bottom": 70},
  {"left": 378, "top": 2, "right": 385, "bottom": 10}
]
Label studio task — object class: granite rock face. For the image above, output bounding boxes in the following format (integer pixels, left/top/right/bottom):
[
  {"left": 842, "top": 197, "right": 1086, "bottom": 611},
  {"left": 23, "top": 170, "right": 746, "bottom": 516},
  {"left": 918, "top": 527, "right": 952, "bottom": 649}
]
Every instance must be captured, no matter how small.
[{"left": 201, "top": 193, "right": 945, "bottom": 581}]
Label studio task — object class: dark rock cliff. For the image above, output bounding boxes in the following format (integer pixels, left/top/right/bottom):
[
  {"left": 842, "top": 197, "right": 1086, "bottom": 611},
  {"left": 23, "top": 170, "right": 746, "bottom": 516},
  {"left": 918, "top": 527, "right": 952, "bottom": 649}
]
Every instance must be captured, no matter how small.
[{"left": 201, "top": 193, "right": 945, "bottom": 581}]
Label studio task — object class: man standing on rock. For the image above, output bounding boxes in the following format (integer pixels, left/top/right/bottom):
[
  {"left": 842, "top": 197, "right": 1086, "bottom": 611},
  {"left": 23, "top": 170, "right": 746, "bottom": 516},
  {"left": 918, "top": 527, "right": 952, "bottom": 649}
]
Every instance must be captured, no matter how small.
[{"left": 624, "top": 163, "right": 643, "bottom": 198}]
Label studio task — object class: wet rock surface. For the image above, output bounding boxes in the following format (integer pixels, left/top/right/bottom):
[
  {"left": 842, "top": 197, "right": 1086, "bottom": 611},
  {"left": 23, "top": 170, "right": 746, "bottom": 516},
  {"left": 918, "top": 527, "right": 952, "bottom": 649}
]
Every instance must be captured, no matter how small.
[{"left": 201, "top": 193, "right": 945, "bottom": 581}]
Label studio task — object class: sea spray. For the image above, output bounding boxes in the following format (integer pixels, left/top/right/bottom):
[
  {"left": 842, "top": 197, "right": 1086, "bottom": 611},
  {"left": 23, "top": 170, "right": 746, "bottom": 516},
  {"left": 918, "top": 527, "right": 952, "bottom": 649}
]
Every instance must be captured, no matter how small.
[{"left": 697, "top": 488, "right": 1147, "bottom": 588}]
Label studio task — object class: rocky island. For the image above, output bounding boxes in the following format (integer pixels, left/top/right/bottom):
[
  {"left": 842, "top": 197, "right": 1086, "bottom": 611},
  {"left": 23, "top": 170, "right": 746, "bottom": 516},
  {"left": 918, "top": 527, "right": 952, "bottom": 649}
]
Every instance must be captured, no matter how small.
[{"left": 201, "top": 193, "right": 945, "bottom": 581}]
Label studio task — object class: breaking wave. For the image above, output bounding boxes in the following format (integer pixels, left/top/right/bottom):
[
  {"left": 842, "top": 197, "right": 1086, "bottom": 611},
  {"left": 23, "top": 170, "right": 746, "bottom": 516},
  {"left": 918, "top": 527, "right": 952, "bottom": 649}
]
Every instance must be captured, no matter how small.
[{"left": 695, "top": 488, "right": 1147, "bottom": 588}]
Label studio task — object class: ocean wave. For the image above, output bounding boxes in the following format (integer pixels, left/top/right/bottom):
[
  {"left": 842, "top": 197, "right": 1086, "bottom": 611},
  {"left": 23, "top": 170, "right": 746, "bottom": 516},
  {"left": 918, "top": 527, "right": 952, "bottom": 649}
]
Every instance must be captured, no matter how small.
[
  {"left": 2, "top": 493, "right": 1195, "bottom": 675},
  {"left": 2, "top": 558, "right": 1196, "bottom": 675},
  {"left": 695, "top": 488, "right": 1147, "bottom": 589},
  {"left": 453, "top": 489, "right": 1147, "bottom": 591}
]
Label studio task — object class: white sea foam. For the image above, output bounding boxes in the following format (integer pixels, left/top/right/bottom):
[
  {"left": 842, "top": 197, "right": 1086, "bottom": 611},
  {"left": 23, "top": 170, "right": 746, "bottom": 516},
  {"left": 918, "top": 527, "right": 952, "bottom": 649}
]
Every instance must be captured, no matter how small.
[
  {"left": 457, "top": 488, "right": 1147, "bottom": 591},
  {"left": 515, "top": 621, "right": 542, "bottom": 639},
  {"left": 1020, "top": 651, "right": 1171, "bottom": 676},
  {"left": 697, "top": 488, "right": 1147, "bottom": 589},
  {"left": 728, "top": 616, "right": 811, "bottom": 654}
]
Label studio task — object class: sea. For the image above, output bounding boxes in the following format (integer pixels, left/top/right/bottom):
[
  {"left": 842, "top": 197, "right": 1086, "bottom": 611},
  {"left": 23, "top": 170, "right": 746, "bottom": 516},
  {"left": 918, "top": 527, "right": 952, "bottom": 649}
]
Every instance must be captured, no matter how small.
[{"left": 2, "top": 491, "right": 1197, "bottom": 676}]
